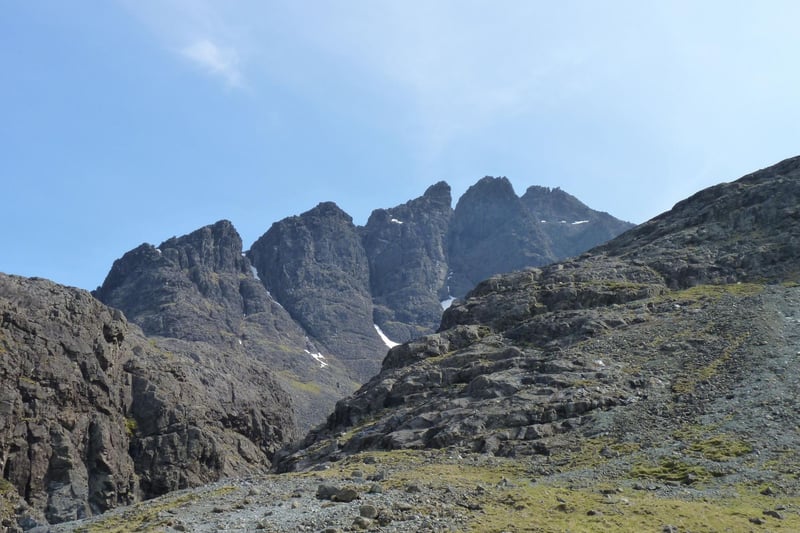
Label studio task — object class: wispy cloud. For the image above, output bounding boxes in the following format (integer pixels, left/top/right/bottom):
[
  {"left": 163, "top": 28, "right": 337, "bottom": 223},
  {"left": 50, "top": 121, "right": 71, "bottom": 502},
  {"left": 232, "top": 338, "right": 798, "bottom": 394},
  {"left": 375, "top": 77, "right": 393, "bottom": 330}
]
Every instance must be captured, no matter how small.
[{"left": 180, "top": 39, "right": 243, "bottom": 87}]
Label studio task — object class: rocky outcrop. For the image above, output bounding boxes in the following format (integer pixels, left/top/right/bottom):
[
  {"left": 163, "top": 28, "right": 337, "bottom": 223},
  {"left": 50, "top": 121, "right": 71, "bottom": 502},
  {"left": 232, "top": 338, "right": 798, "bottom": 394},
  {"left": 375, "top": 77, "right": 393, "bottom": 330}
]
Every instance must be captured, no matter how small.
[
  {"left": 362, "top": 182, "right": 453, "bottom": 342},
  {"left": 521, "top": 185, "right": 635, "bottom": 259},
  {"left": 276, "top": 156, "right": 800, "bottom": 475},
  {"left": 248, "top": 203, "right": 388, "bottom": 382},
  {"left": 598, "top": 155, "right": 800, "bottom": 287},
  {"left": 0, "top": 274, "right": 296, "bottom": 528},
  {"left": 94, "top": 220, "right": 357, "bottom": 433}
]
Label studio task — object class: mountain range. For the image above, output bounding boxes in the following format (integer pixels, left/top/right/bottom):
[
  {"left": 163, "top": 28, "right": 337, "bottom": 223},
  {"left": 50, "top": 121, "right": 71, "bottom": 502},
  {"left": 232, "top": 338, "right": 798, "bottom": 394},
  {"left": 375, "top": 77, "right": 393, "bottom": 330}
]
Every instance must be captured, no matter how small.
[{"left": 21, "top": 163, "right": 800, "bottom": 530}]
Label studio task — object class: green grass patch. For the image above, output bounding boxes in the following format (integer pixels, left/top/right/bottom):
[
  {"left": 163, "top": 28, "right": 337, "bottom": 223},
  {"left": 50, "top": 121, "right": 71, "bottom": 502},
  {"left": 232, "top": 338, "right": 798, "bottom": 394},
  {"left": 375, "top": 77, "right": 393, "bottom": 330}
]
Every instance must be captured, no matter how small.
[
  {"left": 276, "top": 371, "right": 322, "bottom": 395},
  {"left": 688, "top": 434, "right": 752, "bottom": 461},
  {"left": 630, "top": 458, "right": 713, "bottom": 484},
  {"left": 124, "top": 417, "right": 138, "bottom": 437},
  {"left": 75, "top": 486, "right": 236, "bottom": 533}
]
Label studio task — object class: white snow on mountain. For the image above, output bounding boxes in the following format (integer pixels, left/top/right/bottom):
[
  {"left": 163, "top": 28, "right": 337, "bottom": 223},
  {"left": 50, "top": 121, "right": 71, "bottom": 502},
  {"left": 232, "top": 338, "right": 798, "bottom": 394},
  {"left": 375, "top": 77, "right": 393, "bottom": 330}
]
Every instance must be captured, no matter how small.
[
  {"left": 304, "top": 349, "right": 329, "bottom": 368},
  {"left": 374, "top": 324, "right": 400, "bottom": 348}
]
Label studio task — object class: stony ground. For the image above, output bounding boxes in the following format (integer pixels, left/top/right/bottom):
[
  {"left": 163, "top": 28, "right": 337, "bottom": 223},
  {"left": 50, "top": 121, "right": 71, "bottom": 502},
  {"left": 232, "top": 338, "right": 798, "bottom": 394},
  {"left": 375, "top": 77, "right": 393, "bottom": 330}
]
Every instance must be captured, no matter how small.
[{"left": 26, "top": 284, "right": 800, "bottom": 533}]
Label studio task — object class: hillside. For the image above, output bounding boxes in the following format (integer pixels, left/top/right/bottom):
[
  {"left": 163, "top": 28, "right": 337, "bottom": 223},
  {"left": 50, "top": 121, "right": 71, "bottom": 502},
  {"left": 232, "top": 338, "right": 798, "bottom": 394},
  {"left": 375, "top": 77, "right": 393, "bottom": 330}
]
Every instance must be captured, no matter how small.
[{"left": 7, "top": 158, "right": 800, "bottom": 531}]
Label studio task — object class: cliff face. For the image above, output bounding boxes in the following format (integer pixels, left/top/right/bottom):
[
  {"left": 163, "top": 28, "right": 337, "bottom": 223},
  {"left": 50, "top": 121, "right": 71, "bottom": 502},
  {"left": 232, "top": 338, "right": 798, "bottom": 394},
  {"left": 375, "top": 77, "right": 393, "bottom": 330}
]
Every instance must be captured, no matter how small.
[
  {"left": 248, "top": 203, "right": 388, "bottom": 383},
  {"left": 93, "top": 220, "right": 358, "bottom": 435},
  {"left": 362, "top": 182, "right": 453, "bottom": 342},
  {"left": 0, "top": 274, "right": 296, "bottom": 527},
  {"left": 447, "top": 177, "right": 556, "bottom": 297},
  {"left": 275, "top": 156, "right": 800, "bottom": 491}
]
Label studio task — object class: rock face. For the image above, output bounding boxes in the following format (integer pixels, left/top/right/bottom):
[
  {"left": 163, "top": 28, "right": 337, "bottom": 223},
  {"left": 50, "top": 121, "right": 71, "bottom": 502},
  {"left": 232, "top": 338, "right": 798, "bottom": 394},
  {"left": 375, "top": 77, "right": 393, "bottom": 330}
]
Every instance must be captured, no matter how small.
[
  {"left": 362, "top": 182, "right": 453, "bottom": 342},
  {"left": 0, "top": 274, "right": 296, "bottom": 527},
  {"left": 248, "top": 203, "right": 388, "bottom": 383},
  {"left": 276, "top": 156, "right": 800, "bottom": 476},
  {"left": 447, "top": 177, "right": 555, "bottom": 297},
  {"left": 521, "top": 185, "right": 635, "bottom": 259},
  {"left": 94, "top": 220, "right": 357, "bottom": 434}
]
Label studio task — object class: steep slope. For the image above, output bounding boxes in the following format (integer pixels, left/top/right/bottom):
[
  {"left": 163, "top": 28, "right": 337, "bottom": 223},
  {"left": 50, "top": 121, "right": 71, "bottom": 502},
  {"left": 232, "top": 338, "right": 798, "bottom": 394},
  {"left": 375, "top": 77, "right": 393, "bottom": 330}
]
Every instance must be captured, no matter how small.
[
  {"left": 248, "top": 203, "right": 389, "bottom": 382},
  {"left": 275, "top": 152, "right": 800, "bottom": 524},
  {"left": 94, "top": 220, "right": 356, "bottom": 432},
  {"left": 362, "top": 181, "right": 453, "bottom": 342},
  {"left": 446, "top": 177, "right": 555, "bottom": 297},
  {"left": 521, "top": 185, "right": 635, "bottom": 259},
  {"left": 0, "top": 274, "right": 296, "bottom": 528}
]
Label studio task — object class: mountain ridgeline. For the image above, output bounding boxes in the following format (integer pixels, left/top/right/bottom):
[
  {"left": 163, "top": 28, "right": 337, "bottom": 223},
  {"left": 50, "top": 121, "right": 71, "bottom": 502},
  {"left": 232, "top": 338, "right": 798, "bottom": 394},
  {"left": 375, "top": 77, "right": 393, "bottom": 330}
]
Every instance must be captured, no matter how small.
[
  {"left": 0, "top": 175, "right": 631, "bottom": 527},
  {"left": 97, "top": 177, "right": 631, "bottom": 391}
]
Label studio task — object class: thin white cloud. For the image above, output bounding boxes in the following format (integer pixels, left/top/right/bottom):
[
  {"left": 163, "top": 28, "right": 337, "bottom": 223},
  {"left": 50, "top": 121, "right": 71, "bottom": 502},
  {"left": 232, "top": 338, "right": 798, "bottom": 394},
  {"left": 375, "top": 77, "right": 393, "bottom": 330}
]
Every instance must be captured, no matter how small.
[{"left": 180, "top": 39, "right": 243, "bottom": 87}]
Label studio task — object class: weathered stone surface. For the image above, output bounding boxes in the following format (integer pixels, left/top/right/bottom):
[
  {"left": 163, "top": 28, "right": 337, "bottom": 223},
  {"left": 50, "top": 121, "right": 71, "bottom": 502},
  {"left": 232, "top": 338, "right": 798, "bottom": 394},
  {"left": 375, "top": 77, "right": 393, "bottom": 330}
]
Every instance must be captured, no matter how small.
[
  {"left": 249, "top": 203, "right": 388, "bottom": 382},
  {"left": 362, "top": 181, "right": 453, "bottom": 342},
  {"left": 275, "top": 155, "right": 800, "bottom": 475},
  {"left": 0, "top": 273, "right": 296, "bottom": 527},
  {"left": 94, "top": 220, "right": 356, "bottom": 432},
  {"left": 447, "top": 177, "right": 554, "bottom": 298}
]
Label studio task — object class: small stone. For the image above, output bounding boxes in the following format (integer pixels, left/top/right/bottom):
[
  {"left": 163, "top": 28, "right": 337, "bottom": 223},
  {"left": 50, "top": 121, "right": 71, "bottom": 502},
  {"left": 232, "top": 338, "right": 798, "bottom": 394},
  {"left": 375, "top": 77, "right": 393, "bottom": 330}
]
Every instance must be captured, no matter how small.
[
  {"left": 360, "top": 504, "right": 379, "bottom": 519},
  {"left": 316, "top": 483, "right": 339, "bottom": 500},
  {"left": 173, "top": 523, "right": 187, "bottom": 532},
  {"left": 406, "top": 483, "right": 422, "bottom": 493},
  {"left": 587, "top": 509, "right": 602, "bottom": 516},
  {"left": 212, "top": 506, "right": 225, "bottom": 513},
  {"left": 749, "top": 517, "right": 766, "bottom": 525},
  {"left": 662, "top": 526, "right": 677, "bottom": 533},
  {"left": 763, "top": 509, "right": 784, "bottom": 520},
  {"left": 352, "top": 516, "right": 372, "bottom": 530},
  {"left": 332, "top": 487, "right": 359, "bottom": 503},
  {"left": 760, "top": 486, "right": 775, "bottom": 496},
  {"left": 350, "top": 469, "right": 364, "bottom": 479},
  {"left": 368, "top": 482, "right": 383, "bottom": 494}
]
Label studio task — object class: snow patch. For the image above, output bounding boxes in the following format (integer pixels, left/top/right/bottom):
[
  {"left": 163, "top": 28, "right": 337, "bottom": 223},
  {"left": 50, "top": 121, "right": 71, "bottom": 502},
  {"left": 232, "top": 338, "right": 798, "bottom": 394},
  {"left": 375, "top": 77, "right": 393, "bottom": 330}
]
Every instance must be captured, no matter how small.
[
  {"left": 374, "top": 324, "right": 400, "bottom": 348},
  {"left": 594, "top": 359, "right": 605, "bottom": 367},
  {"left": 572, "top": 220, "right": 589, "bottom": 225},
  {"left": 304, "top": 349, "right": 329, "bottom": 368},
  {"left": 440, "top": 296, "right": 456, "bottom": 310},
  {"left": 390, "top": 218, "right": 404, "bottom": 225},
  {"left": 238, "top": 339, "right": 243, "bottom": 345},
  {"left": 250, "top": 265, "right": 261, "bottom": 281}
]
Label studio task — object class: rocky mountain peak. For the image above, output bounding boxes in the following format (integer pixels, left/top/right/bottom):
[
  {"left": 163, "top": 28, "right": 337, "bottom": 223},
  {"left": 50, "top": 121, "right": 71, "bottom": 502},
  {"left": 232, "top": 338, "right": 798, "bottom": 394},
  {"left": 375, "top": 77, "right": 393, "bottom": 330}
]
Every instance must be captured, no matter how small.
[
  {"left": 275, "top": 155, "right": 800, "bottom": 511},
  {"left": 158, "top": 219, "right": 245, "bottom": 274},
  {"left": 249, "top": 202, "right": 386, "bottom": 382},
  {"left": 421, "top": 180, "right": 452, "bottom": 206},
  {"left": 447, "top": 176, "right": 553, "bottom": 297},
  {"left": 521, "top": 185, "right": 592, "bottom": 222}
]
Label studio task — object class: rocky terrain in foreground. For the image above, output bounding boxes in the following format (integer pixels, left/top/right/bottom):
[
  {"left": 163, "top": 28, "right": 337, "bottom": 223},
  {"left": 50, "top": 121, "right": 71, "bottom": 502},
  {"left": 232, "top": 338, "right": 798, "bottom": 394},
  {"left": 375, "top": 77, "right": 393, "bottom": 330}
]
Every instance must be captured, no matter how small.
[{"left": 0, "top": 274, "right": 295, "bottom": 528}]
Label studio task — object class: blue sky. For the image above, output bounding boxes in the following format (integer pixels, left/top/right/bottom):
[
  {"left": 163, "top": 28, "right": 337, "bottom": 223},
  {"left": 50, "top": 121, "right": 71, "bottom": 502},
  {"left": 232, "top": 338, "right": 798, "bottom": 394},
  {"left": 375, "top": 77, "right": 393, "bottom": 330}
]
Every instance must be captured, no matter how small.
[{"left": 2, "top": 1, "right": 799, "bottom": 290}]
